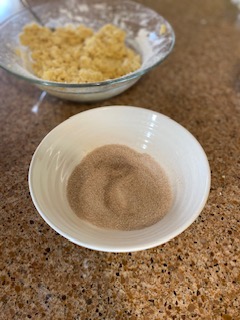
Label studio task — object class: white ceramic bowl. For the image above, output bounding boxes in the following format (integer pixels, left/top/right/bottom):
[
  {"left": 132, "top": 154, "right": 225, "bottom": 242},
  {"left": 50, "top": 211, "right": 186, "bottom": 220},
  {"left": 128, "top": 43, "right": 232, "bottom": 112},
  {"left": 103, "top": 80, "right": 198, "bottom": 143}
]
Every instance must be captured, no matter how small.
[
  {"left": 29, "top": 106, "right": 211, "bottom": 252},
  {"left": 0, "top": 0, "right": 175, "bottom": 102}
]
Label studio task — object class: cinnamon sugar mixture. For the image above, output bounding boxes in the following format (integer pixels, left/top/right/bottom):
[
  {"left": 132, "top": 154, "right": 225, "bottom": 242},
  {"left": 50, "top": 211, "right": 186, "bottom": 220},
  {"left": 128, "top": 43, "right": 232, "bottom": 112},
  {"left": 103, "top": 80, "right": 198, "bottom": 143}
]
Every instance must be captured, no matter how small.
[{"left": 67, "top": 144, "right": 172, "bottom": 230}]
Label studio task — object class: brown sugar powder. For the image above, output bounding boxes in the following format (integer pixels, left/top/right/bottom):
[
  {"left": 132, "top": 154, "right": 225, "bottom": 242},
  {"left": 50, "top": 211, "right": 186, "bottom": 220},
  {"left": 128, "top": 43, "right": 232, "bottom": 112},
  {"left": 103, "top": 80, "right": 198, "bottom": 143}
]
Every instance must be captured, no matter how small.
[{"left": 67, "top": 144, "right": 172, "bottom": 231}]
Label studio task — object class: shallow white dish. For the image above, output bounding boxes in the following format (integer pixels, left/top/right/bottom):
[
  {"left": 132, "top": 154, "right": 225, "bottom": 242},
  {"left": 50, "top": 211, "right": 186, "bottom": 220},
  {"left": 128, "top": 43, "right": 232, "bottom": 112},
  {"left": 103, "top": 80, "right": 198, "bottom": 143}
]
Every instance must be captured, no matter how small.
[{"left": 29, "top": 106, "right": 211, "bottom": 252}]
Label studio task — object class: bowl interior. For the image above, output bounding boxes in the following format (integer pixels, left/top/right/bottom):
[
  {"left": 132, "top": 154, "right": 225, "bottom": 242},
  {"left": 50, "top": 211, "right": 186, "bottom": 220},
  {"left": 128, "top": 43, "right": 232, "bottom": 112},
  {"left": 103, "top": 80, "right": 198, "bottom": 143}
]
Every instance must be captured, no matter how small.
[
  {"left": 29, "top": 106, "right": 211, "bottom": 252},
  {"left": 0, "top": 0, "right": 175, "bottom": 88}
]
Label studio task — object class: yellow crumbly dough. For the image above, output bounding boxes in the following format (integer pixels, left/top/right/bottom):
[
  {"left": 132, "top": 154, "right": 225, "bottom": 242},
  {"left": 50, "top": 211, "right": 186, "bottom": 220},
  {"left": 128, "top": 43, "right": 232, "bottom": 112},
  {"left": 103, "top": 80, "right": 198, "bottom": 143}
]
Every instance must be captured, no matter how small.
[{"left": 19, "top": 23, "right": 141, "bottom": 83}]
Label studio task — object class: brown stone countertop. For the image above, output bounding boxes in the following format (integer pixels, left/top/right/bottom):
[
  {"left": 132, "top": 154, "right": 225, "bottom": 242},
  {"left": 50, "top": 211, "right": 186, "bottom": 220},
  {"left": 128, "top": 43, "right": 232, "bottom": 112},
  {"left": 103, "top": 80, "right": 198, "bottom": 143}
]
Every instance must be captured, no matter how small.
[{"left": 0, "top": 0, "right": 239, "bottom": 319}]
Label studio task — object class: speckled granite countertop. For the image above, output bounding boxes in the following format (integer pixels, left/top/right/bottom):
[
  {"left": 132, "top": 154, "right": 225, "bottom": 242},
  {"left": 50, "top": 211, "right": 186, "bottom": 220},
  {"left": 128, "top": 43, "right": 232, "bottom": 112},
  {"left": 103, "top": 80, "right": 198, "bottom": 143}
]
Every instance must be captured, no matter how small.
[{"left": 0, "top": 0, "right": 239, "bottom": 319}]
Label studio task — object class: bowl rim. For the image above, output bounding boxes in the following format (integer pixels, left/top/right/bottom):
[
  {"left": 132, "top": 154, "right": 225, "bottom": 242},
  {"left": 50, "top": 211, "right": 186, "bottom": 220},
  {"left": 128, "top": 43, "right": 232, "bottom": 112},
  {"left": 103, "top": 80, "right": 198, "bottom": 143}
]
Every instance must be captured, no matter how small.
[
  {"left": 0, "top": 0, "right": 175, "bottom": 88},
  {"left": 28, "top": 105, "right": 211, "bottom": 252}
]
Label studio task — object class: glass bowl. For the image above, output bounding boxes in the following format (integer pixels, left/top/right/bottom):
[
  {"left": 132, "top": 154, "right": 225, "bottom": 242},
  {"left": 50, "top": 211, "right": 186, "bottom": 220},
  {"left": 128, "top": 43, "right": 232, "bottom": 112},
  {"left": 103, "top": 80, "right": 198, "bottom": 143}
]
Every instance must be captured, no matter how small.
[{"left": 0, "top": 0, "right": 175, "bottom": 102}]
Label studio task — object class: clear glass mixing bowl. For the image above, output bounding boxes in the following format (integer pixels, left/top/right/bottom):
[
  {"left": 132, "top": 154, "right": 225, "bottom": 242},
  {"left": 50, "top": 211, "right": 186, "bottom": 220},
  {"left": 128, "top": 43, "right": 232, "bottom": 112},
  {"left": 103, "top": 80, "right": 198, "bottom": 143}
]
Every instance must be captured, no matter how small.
[{"left": 0, "top": 0, "right": 175, "bottom": 102}]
